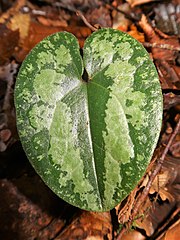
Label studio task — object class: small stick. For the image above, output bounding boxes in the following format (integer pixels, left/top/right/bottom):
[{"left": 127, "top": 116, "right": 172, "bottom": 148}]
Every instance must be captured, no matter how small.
[
  {"left": 155, "top": 208, "right": 180, "bottom": 240},
  {"left": 143, "top": 42, "right": 180, "bottom": 52},
  {"left": 106, "top": 3, "right": 140, "bottom": 21},
  {"left": 76, "top": 11, "right": 98, "bottom": 32}
]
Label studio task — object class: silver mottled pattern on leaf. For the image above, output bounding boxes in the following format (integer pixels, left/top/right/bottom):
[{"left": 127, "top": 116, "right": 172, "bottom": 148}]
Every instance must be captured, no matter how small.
[{"left": 15, "top": 29, "right": 163, "bottom": 212}]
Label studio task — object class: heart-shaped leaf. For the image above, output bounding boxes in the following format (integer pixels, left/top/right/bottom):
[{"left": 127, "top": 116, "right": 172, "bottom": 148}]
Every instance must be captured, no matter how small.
[{"left": 14, "top": 29, "right": 162, "bottom": 212}]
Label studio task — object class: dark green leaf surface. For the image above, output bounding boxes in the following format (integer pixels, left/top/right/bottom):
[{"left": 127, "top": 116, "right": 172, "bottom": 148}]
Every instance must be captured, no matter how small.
[{"left": 15, "top": 29, "right": 162, "bottom": 211}]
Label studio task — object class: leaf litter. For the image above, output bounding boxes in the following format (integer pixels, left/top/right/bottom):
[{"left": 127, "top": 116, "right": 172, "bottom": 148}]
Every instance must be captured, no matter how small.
[{"left": 0, "top": 0, "right": 179, "bottom": 239}]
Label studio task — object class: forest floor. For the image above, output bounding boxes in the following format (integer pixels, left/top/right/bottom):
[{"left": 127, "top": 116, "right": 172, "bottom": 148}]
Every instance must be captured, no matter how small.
[{"left": 0, "top": 0, "right": 179, "bottom": 239}]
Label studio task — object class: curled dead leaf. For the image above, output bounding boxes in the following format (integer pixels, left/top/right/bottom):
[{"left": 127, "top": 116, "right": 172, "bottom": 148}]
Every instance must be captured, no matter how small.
[
  {"left": 149, "top": 170, "right": 171, "bottom": 194},
  {"left": 158, "top": 189, "right": 175, "bottom": 202}
]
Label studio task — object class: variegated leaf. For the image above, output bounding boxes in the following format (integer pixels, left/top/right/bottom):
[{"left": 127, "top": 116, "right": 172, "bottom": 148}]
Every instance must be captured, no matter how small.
[{"left": 14, "top": 29, "right": 162, "bottom": 211}]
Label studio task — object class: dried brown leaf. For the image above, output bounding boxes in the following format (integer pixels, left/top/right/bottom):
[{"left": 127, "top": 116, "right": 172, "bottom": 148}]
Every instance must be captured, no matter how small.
[
  {"left": 139, "top": 14, "right": 180, "bottom": 90},
  {"left": 15, "top": 21, "right": 91, "bottom": 62},
  {"left": 158, "top": 189, "right": 175, "bottom": 202},
  {"left": 14, "top": 21, "right": 63, "bottom": 62},
  {"left": 0, "top": 0, "right": 26, "bottom": 24},
  {"left": 149, "top": 170, "right": 170, "bottom": 194},
  {"left": 135, "top": 196, "right": 177, "bottom": 236},
  {"left": 126, "top": 0, "right": 159, "bottom": 8},
  {"left": 139, "top": 15, "right": 179, "bottom": 60},
  {"left": 128, "top": 24, "right": 145, "bottom": 42},
  {"left": 56, "top": 211, "right": 112, "bottom": 240},
  {"left": 118, "top": 189, "right": 137, "bottom": 224},
  {"left": 118, "top": 229, "right": 146, "bottom": 240},
  {"left": 37, "top": 16, "right": 68, "bottom": 27},
  {"left": 7, "top": 13, "right": 30, "bottom": 43},
  {"left": 130, "top": 195, "right": 154, "bottom": 236},
  {"left": 163, "top": 220, "right": 180, "bottom": 240}
]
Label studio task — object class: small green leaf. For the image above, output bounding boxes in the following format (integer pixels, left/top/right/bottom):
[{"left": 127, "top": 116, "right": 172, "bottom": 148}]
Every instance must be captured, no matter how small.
[{"left": 14, "top": 29, "right": 162, "bottom": 211}]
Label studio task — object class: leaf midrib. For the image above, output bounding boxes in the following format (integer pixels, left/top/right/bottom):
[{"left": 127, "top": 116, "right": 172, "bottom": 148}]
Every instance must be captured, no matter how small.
[
  {"left": 51, "top": 78, "right": 103, "bottom": 210},
  {"left": 85, "top": 85, "right": 104, "bottom": 210}
]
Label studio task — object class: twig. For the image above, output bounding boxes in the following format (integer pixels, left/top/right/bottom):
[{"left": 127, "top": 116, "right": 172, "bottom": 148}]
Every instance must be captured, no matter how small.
[
  {"left": 155, "top": 208, "right": 180, "bottom": 240},
  {"left": 76, "top": 10, "right": 98, "bottom": 32},
  {"left": 105, "top": 2, "right": 140, "bottom": 21},
  {"left": 131, "top": 117, "right": 180, "bottom": 219},
  {"left": 154, "top": 27, "right": 171, "bottom": 39},
  {"left": 143, "top": 42, "right": 180, "bottom": 52}
]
